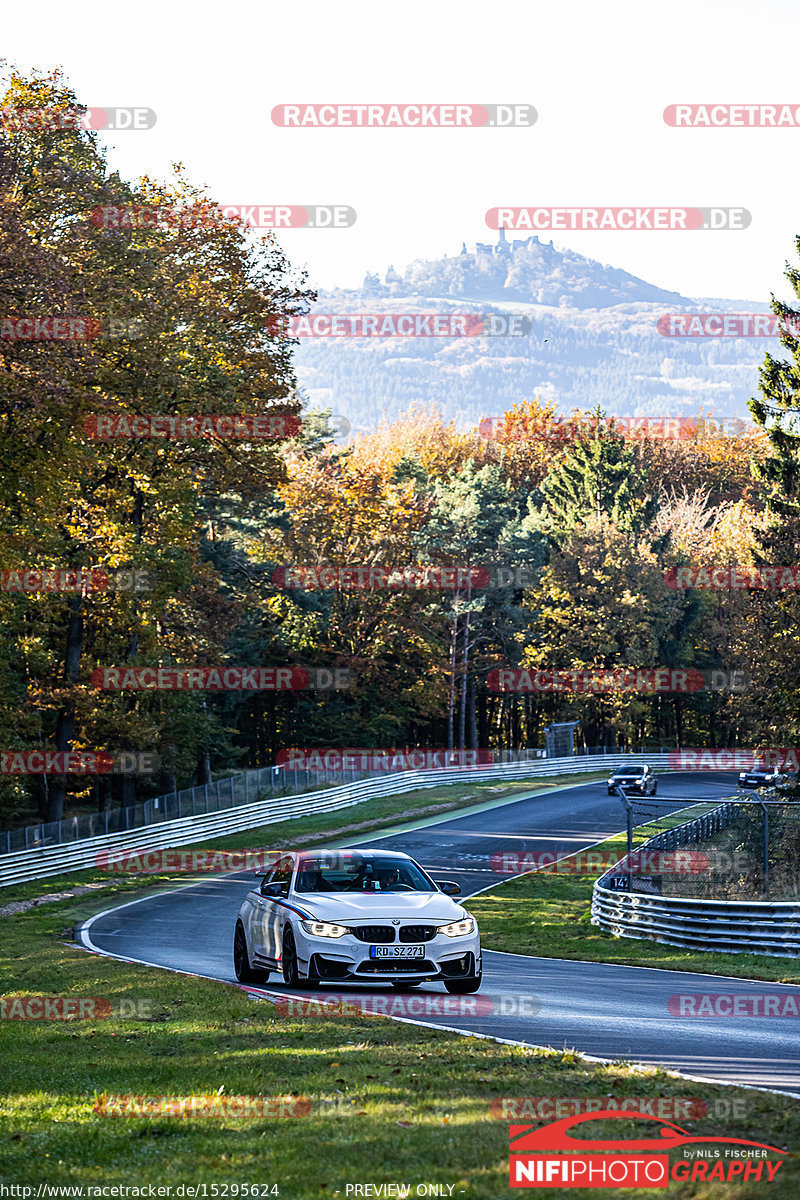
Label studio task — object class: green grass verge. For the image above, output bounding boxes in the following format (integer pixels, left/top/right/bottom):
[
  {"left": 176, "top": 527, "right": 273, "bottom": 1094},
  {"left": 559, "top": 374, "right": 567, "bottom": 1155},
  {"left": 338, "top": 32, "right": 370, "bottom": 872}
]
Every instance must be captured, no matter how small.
[
  {"left": 469, "top": 816, "right": 800, "bottom": 984},
  {"left": 2, "top": 892, "right": 799, "bottom": 1198}
]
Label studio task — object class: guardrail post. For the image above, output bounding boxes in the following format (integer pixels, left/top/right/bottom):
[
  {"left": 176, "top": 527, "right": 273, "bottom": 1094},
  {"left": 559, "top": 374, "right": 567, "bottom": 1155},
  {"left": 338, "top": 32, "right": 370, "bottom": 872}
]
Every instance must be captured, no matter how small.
[
  {"left": 758, "top": 799, "right": 769, "bottom": 898},
  {"left": 615, "top": 787, "right": 633, "bottom": 890}
]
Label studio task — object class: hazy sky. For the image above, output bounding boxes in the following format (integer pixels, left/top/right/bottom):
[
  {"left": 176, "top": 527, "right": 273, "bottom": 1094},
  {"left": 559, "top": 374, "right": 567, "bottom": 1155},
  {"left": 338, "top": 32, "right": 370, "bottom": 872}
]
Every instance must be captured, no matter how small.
[{"left": 3, "top": 0, "right": 798, "bottom": 303}]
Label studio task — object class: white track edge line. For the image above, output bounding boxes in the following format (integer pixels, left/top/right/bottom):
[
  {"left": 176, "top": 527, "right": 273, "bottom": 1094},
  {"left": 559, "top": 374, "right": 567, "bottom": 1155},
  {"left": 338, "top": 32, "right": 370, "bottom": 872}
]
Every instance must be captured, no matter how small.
[{"left": 74, "top": 918, "right": 800, "bottom": 1103}]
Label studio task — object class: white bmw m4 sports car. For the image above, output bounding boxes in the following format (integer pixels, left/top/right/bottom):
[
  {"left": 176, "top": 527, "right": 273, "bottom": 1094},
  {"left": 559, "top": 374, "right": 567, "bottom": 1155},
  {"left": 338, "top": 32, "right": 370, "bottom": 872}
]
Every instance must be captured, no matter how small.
[{"left": 233, "top": 848, "right": 482, "bottom": 993}]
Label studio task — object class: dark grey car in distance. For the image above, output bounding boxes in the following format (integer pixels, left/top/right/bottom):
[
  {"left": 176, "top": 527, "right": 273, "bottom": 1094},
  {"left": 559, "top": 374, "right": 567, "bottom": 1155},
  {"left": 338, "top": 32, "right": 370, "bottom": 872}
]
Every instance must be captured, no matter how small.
[{"left": 607, "top": 764, "right": 657, "bottom": 795}]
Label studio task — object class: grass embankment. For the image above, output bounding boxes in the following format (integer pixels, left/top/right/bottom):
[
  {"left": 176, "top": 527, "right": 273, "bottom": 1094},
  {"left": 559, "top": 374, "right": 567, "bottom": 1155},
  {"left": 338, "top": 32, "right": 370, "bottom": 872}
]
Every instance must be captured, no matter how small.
[
  {"left": 2, "top": 890, "right": 799, "bottom": 1198},
  {"left": 470, "top": 813, "right": 800, "bottom": 984}
]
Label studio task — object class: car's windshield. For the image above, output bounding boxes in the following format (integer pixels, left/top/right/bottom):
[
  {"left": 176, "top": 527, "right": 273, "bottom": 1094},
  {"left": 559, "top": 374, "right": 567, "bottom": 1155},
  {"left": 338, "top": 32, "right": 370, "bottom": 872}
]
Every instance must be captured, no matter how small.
[
  {"left": 294, "top": 854, "right": 437, "bottom": 893},
  {"left": 612, "top": 768, "right": 644, "bottom": 777}
]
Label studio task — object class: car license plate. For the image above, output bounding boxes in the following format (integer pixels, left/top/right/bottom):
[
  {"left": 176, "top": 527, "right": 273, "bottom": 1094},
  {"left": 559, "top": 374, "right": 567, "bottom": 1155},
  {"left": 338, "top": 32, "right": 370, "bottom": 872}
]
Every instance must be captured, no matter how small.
[{"left": 369, "top": 945, "right": 424, "bottom": 958}]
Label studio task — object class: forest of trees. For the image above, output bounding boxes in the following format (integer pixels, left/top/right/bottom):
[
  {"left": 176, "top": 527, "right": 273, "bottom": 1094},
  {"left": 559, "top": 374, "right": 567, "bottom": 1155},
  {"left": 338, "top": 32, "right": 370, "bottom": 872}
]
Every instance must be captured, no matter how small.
[{"left": 2, "top": 68, "right": 800, "bottom": 833}]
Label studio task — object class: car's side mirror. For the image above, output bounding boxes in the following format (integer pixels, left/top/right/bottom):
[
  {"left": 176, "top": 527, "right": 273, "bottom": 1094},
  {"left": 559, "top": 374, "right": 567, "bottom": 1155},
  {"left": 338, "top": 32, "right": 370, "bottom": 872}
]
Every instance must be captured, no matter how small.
[
  {"left": 436, "top": 879, "right": 461, "bottom": 896},
  {"left": 260, "top": 881, "right": 283, "bottom": 897}
]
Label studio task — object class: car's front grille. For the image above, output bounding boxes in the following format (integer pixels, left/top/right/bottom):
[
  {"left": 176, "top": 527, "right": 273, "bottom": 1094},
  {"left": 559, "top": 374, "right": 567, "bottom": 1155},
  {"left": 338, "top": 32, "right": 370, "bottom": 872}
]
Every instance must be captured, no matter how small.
[
  {"left": 352, "top": 925, "right": 394, "bottom": 943},
  {"left": 356, "top": 960, "right": 436, "bottom": 974},
  {"left": 399, "top": 925, "right": 437, "bottom": 942}
]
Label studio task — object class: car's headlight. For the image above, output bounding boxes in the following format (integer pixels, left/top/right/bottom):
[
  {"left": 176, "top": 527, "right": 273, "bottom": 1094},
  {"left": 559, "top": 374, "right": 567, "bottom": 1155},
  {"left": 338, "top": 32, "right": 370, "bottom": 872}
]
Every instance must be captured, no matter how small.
[
  {"left": 299, "top": 920, "right": 348, "bottom": 938},
  {"left": 437, "top": 918, "right": 475, "bottom": 937},
  {"left": 739, "top": 773, "right": 746, "bottom": 779}
]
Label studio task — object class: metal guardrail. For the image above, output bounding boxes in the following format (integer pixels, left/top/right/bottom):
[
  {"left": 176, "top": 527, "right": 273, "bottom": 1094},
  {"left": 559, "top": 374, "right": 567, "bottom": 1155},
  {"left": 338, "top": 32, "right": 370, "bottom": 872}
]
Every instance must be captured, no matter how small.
[
  {"left": 3, "top": 744, "right": 676, "bottom": 854},
  {"left": 0, "top": 753, "right": 677, "bottom": 889},
  {"left": 3, "top": 751, "right": 546, "bottom": 854},
  {"left": 591, "top": 801, "right": 800, "bottom": 958}
]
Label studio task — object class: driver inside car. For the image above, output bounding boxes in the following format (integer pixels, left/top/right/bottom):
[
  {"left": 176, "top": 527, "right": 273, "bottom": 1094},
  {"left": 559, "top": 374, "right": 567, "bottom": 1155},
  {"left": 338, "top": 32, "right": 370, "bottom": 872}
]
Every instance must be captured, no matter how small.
[
  {"left": 375, "top": 867, "right": 403, "bottom": 890},
  {"left": 296, "top": 865, "right": 324, "bottom": 891}
]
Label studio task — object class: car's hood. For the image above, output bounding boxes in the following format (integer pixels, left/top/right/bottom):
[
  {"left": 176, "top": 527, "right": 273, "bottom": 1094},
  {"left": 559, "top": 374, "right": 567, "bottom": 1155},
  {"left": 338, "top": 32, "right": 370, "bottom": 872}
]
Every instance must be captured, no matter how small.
[{"left": 289, "top": 892, "right": 467, "bottom": 923}]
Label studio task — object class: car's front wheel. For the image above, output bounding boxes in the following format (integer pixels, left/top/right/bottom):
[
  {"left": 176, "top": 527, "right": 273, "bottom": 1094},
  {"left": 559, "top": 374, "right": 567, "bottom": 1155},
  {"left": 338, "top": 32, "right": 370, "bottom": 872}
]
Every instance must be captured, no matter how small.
[
  {"left": 444, "top": 975, "right": 482, "bottom": 994},
  {"left": 233, "top": 922, "right": 270, "bottom": 984},
  {"left": 281, "top": 927, "right": 301, "bottom": 987}
]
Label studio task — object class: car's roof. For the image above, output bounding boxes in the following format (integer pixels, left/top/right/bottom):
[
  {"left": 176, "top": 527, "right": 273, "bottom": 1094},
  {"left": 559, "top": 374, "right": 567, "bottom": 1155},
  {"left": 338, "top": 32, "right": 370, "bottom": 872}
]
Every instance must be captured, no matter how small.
[{"left": 295, "top": 848, "right": 414, "bottom": 861}]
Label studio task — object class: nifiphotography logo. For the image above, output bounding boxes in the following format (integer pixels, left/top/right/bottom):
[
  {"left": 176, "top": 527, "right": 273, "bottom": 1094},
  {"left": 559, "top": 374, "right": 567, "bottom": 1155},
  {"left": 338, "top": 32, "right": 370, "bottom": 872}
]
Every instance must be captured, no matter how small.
[{"left": 508, "top": 1111, "right": 785, "bottom": 1188}]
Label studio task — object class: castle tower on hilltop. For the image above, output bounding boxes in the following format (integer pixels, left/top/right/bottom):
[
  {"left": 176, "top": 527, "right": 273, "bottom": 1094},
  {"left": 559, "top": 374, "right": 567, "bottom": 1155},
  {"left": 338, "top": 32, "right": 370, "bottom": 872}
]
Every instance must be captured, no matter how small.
[{"left": 471, "top": 228, "right": 552, "bottom": 255}]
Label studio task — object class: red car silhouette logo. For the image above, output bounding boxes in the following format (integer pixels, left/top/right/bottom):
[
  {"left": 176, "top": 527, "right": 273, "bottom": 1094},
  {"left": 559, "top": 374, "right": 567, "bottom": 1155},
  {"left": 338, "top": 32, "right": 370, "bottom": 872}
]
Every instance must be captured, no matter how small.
[{"left": 510, "top": 1111, "right": 785, "bottom": 1155}]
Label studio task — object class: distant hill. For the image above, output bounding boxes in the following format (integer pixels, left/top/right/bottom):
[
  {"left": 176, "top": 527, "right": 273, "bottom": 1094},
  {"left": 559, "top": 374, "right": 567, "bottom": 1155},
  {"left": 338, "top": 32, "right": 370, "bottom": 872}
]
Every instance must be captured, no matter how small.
[{"left": 293, "top": 234, "right": 771, "bottom": 437}]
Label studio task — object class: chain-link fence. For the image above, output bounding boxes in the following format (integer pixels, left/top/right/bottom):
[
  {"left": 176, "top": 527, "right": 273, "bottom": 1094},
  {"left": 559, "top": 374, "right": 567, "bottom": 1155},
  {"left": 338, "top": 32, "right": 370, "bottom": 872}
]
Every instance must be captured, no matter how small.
[
  {"left": 607, "top": 789, "right": 800, "bottom": 901},
  {"left": 2, "top": 747, "right": 557, "bottom": 854}
]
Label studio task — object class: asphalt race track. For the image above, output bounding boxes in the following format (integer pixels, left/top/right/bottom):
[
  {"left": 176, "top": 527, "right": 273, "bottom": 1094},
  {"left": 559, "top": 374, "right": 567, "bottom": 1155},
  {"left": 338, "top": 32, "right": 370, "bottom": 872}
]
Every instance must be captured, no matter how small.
[{"left": 79, "top": 771, "right": 800, "bottom": 1095}]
